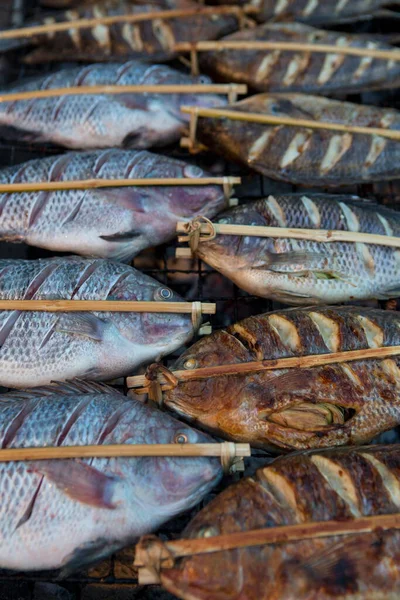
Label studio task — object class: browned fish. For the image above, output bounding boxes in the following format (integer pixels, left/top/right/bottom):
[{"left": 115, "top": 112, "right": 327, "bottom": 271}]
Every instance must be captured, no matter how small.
[
  {"left": 163, "top": 306, "right": 400, "bottom": 451},
  {"left": 200, "top": 22, "right": 400, "bottom": 95},
  {"left": 193, "top": 93, "right": 400, "bottom": 186},
  {"left": 158, "top": 444, "right": 400, "bottom": 600}
]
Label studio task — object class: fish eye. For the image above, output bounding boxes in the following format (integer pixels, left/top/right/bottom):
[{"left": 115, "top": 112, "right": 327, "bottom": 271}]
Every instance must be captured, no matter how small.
[
  {"left": 184, "top": 358, "right": 198, "bottom": 370},
  {"left": 174, "top": 432, "right": 189, "bottom": 444},
  {"left": 196, "top": 525, "right": 219, "bottom": 538},
  {"left": 156, "top": 287, "right": 172, "bottom": 300}
]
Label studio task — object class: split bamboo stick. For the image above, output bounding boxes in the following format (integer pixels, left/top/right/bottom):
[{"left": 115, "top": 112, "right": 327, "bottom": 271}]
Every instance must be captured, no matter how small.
[
  {"left": 174, "top": 40, "right": 400, "bottom": 62},
  {"left": 180, "top": 106, "right": 400, "bottom": 142},
  {"left": 126, "top": 345, "right": 400, "bottom": 390},
  {"left": 0, "top": 83, "right": 247, "bottom": 103},
  {"left": 0, "top": 442, "right": 250, "bottom": 463},
  {"left": 0, "top": 176, "right": 241, "bottom": 194},
  {"left": 0, "top": 300, "right": 216, "bottom": 314},
  {"left": 176, "top": 222, "right": 400, "bottom": 249},
  {"left": 0, "top": 6, "right": 242, "bottom": 40}
]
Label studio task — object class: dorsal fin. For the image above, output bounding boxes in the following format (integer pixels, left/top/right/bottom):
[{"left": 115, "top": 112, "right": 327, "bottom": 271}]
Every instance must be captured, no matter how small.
[{"left": 0, "top": 379, "right": 119, "bottom": 403}]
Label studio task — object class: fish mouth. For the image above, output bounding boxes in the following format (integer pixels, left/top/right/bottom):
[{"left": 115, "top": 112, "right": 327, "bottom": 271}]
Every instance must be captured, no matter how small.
[{"left": 264, "top": 401, "right": 357, "bottom": 433}]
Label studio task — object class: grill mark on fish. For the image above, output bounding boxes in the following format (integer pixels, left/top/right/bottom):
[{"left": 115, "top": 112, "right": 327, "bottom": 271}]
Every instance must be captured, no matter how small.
[
  {"left": 71, "top": 261, "right": 102, "bottom": 298},
  {"left": 28, "top": 193, "right": 49, "bottom": 228},
  {"left": 48, "top": 154, "right": 72, "bottom": 182},
  {"left": 121, "top": 24, "right": 139, "bottom": 51},
  {"left": 93, "top": 150, "right": 117, "bottom": 176},
  {"left": 0, "top": 194, "right": 8, "bottom": 220},
  {"left": 307, "top": 312, "right": 340, "bottom": 352},
  {"left": 75, "top": 65, "right": 94, "bottom": 87},
  {"left": 336, "top": 0, "right": 350, "bottom": 13},
  {"left": 365, "top": 136, "right": 387, "bottom": 169},
  {"left": 356, "top": 315, "right": 383, "bottom": 348},
  {"left": 381, "top": 359, "right": 400, "bottom": 383},
  {"left": 255, "top": 52, "right": 281, "bottom": 84},
  {"left": 65, "top": 11, "right": 81, "bottom": 48},
  {"left": 283, "top": 53, "right": 311, "bottom": 87},
  {"left": 56, "top": 396, "right": 94, "bottom": 446},
  {"left": 62, "top": 197, "right": 85, "bottom": 226},
  {"left": 107, "top": 272, "right": 132, "bottom": 298},
  {"left": 97, "top": 402, "right": 132, "bottom": 445},
  {"left": 38, "top": 320, "right": 58, "bottom": 350},
  {"left": 303, "top": 0, "right": 319, "bottom": 16},
  {"left": 317, "top": 38, "right": 347, "bottom": 85},
  {"left": 360, "top": 452, "right": 400, "bottom": 508},
  {"left": 339, "top": 202, "right": 360, "bottom": 232},
  {"left": 261, "top": 467, "right": 304, "bottom": 521},
  {"left": 152, "top": 19, "right": 175, "bottom": 52},
  {"left": 248, "top": 128, "right": 281, "bottom": 164},
  {"left": 266, "top": 195, "right": 287, "bottom": 226},
  {"left": 274, "top": 0, "right": 289, "bottom": 15},
  {"left": 0, "top": 312, "right": 23, "bottom": 349},
  {"left": 92, "top": 24, "right": 111, "bottom": 53},
  {"left": 12, "top": 162, "right": 30, "bottom": 184},
  {"left": 16, "top": 476, "right": 44, "bottom": 530},
  {"left": 356, "top": 242, "right": 375, "bottom": 277},
  {"left": 267, "top": 314, "right": 301, "bottom": 353},
  {"left": 341, "top": 364, "right": 363, "bottom": 389},
  {"left": 24, "top": 263, "right": 60, "bottom": 299},
  {"left": 310, "top": 455, "right": 361, "bottom": 516},
  {"left": 353, "top": 42, "right": 376, "bottom": 81},
  {"left": 301, "top": 196, "right": 321, "bottom": 227},
  {"left": 280, "top": 130, "right": 312, "bottom": 168},
  {"left": 2, "top": 400, "right": 39, "bottom": 449},
  {"left": 377, "top": 214, "right": 393, "bottom": 236},
  {"left": 320, "top": 134, "right": 353, "bottom": 175},
  {"left": 229, "top": 323, "right": 262, "bottom": 360}
]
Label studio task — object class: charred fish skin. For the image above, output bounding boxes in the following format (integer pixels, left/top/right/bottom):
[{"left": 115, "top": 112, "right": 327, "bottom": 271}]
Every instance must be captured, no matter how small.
[
  {"left": 0, "top": 149, "right": 226, "bottom": 261},
  {"left": 161, "top": 444, "right": 400, "bottom": 600},
  {"left": 164, "top": 306, "right": 400, "bottom": 451},
  {"left": 194, "top": 195, "right": 400, "bottom": 305},
  {"left": 0, "top": 381, "right": 222, "bottom": 572},
  {"left": 0, "top": 61, "right": 224, "bottom": 150},
  {"left": 0, "top": 256, "right": 195, "bottom": 388},
  {"left": 196, "top": 93, "right": 400, "bottom": 186},
  {"left": 200, "top": 22, "right": 400, "bottom": 95}
]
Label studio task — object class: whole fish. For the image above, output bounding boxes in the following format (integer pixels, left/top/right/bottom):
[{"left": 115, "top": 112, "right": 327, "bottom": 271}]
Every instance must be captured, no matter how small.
[
  {"left": 0, "top": 256, "right": 195, "bottom": 388},
  {"left": 158, "top": 444, "right": 400, "bottom": 600},
  {"left": 0, "top": 380, "right": 221, "bottom": 572},
  {"left": 191, "top": 195, "right": 400, "bottom": 305},
  {"left": 163, "top": 306, "right": 400, "bottom": 451},
  {"left": 0, "top": 61, "right": 224, "bottom": 150},
  {"left": 0, "top": 149, "right": 226, "bottom": 262},
  {"left": 6, "top": 0, "right": 239, "bottom": 64},
  {"left": 194, "top": 93, "right": 400, "bottom": 187},
  {"left": 200, "top": 23, "right": 400, "bottom": 95}
]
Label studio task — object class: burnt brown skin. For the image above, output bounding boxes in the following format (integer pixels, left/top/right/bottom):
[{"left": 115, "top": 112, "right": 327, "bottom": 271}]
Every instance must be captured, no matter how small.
[
  {"left": 200, "top": 23, "right": 400, "bottom": 95},
  {"left": 164, "top": 306, "right": 400, "bottom": 451},
  {"left": 160, "top": 445, "right": 400, "bottom": 600},
  {"left": 196, "top": 94, "right": 400, "bottom": 187}
]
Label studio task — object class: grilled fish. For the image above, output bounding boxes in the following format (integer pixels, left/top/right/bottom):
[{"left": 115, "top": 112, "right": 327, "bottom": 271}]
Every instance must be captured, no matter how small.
[
  {"left": 7, "top": 0, "right": 239, "bottom": 64},
  {"left": 194, "top": 93, "right": 400, "bottom": 187},
  {"left": 192, "top": 195, "right": 400, "bottom": 305},
  {"left": 0, "top": 256, "right": 195, "bottom": 388},
  {"left": 0, "top": 61, "right": 223, "bottom": 150},
  {"left": 200, "top": 23, "right": 400, "bottom": 95},
  {"left": 163, "top": 306, "right": 400, "bottom": 451},
  {"left": 0, "top": 149, "right": 226, "bottom": 261},
  {"left": 0, "top": 380, "right": 221, "bottom": 572},
  {"left": 159, "top": 444, "right": 400, "bottom": 600}
]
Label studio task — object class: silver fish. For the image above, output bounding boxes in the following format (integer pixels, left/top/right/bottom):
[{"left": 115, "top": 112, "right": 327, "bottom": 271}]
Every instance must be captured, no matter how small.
[
  {"left": 0, "top": 380, "right": 221, "bottom": 572},
  {"left": 192, "top": 195, "right": 400, "bottom": 305},
  {"left": 0, "top": 256, "right": 195, "bottom": 388},
  {"left": 0, "top": 61, "right": 223, "bottom": 150},
  {"left": 0, "top": 149, "right": 226, "bottom": 262}
]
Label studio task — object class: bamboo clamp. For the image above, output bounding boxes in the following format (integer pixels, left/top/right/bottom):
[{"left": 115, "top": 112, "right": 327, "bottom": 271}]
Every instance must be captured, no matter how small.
[
  {"left": 127, "top": 345, "right": 400, "bottom": 395},
  {"left": 175, "top": 214, "right": 400, "bottom": 257},
  {"left": 0, "top": 441, "right": 250, "bottom": 474},
  {"left": 180, "top": 105, "right": 400, "bottom": 152},
  {"left": 135, "top": 512, "right": 400, "bottom": 584}
]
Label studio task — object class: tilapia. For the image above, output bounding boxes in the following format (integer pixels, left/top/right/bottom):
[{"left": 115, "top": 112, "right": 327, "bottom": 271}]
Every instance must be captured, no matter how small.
[
  {"left": 194, "top": 93, "right": 400, "bottom": 186},
  {"left": 200, "top": 23, "right": 400, "bottom": 95},
  {"left": 0, "top": 149, "right": 226, "bottom": 261},
  {"left": 5, "top": 0, "right": 239, "bottom": 64},
  {"left": 159, "top": 444, "right": 400, "bottom": 600},
  {"left": 0, "top": 61, "right": 224, "bottom": 150},
  {"left": 0, "top": 380, "right": 221, "bottom": 572},
  {"left": 163, "top": 306, "right": 400, "bottom": 451},
  {"left": 0, "top": 256, "right": 195, "bottom": 388},
  {"left": 191, "top": 195, "right": 400, "bottom": 305}
]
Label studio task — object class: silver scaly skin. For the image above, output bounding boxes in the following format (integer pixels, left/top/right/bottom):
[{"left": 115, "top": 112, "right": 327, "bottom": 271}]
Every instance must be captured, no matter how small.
[
  {"left": 0, "top": 256, "right": 195, "bottom": 388},
  {"left": 0, "top": 149, "right": 226, "bottom": 262},
  {"left": 194, "top": 195, "right": 400, "bottom": 305},
  {"left": 0, "top": 61, "right": 224, "bottom": 150},
  {"left": 0, "top": 381, "right": 221, "bottom": 572}
]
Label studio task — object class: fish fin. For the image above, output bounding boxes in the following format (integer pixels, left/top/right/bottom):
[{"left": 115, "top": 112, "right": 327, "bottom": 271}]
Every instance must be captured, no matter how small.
[
  {"left": 0, "top": 380, "right": 116, "bottom": 403},
  {"left": 264, "top": 252, "right": 350, "bottom": 282},
  {"left": 100, "top": 230, "right": 141, "bottom": 242},
  {"left": 56, "top": 313, "right": 108, "bottom": 342},
  {"left": 376, "top": 287, "right": 400, "bottom": 300},
  {"left": 0, "top": 124, "right": 46, "bottom": 144},
  {"left": 30, "top": 459, "right": 120, "bottom": 509},
  {"left": 59, "top": 538, "right": 123, "bottom": 578}
]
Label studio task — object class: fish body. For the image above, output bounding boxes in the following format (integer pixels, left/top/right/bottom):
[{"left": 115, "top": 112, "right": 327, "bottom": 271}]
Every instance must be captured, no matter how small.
[
  {"left": 193, "top": 195, "right": 400, "bottom": 305},
  {"left": 164, "top": 306, "right": 400, "bottom": 451},
  {"left": 160, "top": 444, "right": 400, "bottom": 600},
  {"left": 0, "top": 61, "right": 223, "bottom": 150},
  {"left": 0, "top": 256, "right": 195, "bottom": 388},
  {"left": 195, "top": 93, "right": 400, "bottom": 186},
  {"left": 0, "top": 149, "right": 226, "bottom": 261},
  {"left": 200, "top": 22, "right": 400, "bottom": 95},
  {"left": 0, "top": 381, "right": 221, "bottom": 572},
  {"left": 10, "top": 0, "right": 238, "bottom": 64}
]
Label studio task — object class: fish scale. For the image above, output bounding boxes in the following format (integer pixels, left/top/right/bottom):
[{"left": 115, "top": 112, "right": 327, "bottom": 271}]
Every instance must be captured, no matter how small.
[{"left": 0, "top": 382, "right": 221, "bottom": 572}]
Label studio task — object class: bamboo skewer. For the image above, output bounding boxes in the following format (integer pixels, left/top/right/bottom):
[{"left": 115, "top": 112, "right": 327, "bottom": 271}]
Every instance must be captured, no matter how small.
[
  {"left": 135, "top": 512, "right": 400, "bottom": 584},
  {"left": 0, "top": 300, "right": 216, "bottom": 315},
  {"left": 0, "top": 6, "right": 244, "bottom": 40},
  {"left": 0, "top": 83, "right": 247, "bottom": 103},
  {"left": 126, "top": 345, "right": 400, "bottom": 391},
  {"left": 181, "top": 105, "right": 400, "bottom": 143}
]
